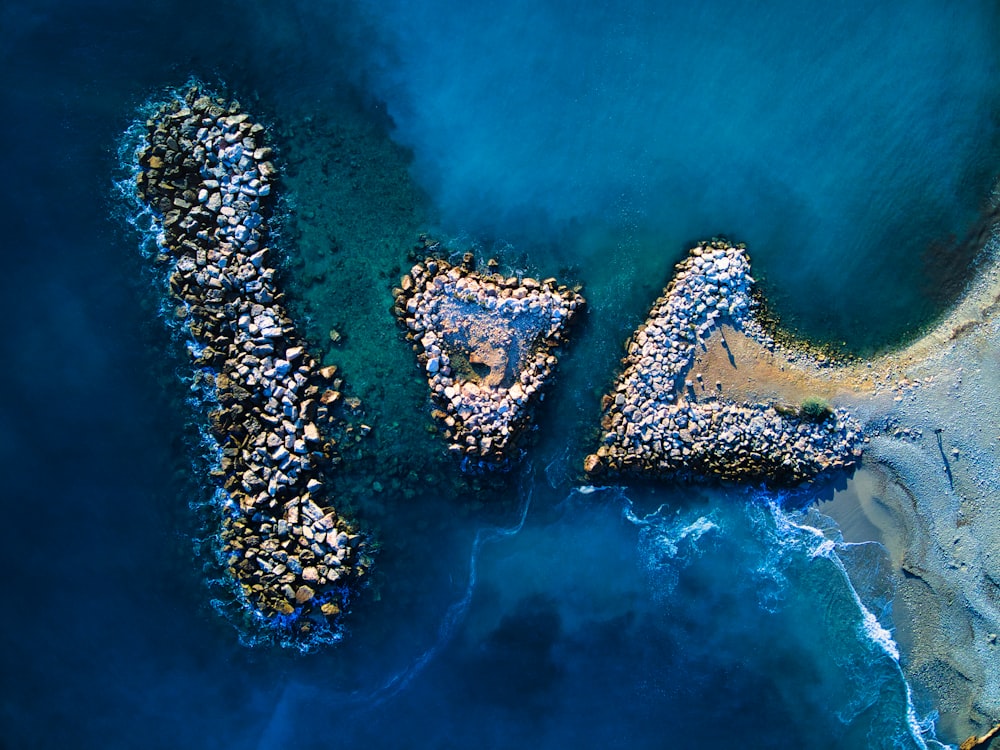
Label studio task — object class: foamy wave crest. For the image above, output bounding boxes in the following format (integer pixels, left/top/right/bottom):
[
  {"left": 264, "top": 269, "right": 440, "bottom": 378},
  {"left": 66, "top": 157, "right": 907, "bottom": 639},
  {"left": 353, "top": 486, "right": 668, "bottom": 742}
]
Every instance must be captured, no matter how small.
[
  {"left": 620, "top": 496, "right": 720, "bottom": 602},
  {"left": 763, "top": 495, "right": 946, "bottom": 749},
  {"left": 601, "top": 480, "right": 948, "bottom": 748},
  {"left": 861, "top": 607, "right": 899, "bottom": 662}
]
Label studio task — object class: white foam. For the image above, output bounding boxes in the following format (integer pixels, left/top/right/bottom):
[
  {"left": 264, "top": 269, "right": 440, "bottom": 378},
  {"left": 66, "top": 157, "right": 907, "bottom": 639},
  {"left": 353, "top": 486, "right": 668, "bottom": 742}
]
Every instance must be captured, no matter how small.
[
  {"left": 768, "top": 500, "right": 945, "bottom": 749},
  {"left": 860, "top": 605, "right": 900, "bottom": 661}
]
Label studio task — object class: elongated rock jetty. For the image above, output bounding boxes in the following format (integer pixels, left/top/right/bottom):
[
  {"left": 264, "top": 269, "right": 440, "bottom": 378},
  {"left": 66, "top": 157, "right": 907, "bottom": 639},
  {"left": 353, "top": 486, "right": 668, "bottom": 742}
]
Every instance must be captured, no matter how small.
[
  {"left": 133, "top": 85, "right": 369, "bottom": 639},
  {"left": 393, "top": 254, "right": 584, "bottom": 468},
  {"left": 585, "top": 239, "right": 862, "bottom": 484}
]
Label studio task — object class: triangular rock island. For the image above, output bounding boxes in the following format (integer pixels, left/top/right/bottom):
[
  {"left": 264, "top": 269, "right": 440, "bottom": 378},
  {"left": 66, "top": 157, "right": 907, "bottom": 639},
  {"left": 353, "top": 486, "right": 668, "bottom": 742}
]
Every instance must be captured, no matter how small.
[
  {"left": 394, "top": 256, "right": 584, "bottom": 468},
  {"left": 585, "top": 239, "right": 862, "bottom": 485}
]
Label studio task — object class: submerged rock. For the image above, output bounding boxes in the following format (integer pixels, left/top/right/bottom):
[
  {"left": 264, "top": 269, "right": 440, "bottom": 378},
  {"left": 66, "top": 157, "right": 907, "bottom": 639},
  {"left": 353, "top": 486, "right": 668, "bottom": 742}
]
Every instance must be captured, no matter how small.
[
  {"left": 393, "top": 254, "right": 584, "bottom": 469},
  {"left": 586, "top": 239, "right": 862, "bottom": 485}
]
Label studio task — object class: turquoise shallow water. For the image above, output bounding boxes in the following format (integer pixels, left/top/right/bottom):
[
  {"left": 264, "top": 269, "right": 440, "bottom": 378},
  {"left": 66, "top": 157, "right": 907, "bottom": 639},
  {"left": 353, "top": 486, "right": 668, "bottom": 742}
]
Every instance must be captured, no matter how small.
[{"left": 1, "top": 0, "right": 998, "bottom": 747}]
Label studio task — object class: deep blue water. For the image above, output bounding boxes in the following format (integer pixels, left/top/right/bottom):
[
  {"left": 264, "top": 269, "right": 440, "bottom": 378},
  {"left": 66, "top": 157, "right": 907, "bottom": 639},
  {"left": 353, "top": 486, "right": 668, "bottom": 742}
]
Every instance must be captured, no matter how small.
[{"left": 2, "top": 1, "right": 998, "bottom": 748}]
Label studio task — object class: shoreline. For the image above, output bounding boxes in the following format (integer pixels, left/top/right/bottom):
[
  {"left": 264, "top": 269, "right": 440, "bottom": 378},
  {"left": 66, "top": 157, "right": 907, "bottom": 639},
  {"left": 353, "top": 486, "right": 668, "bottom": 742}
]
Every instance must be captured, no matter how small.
[
  {"left": 582, "top": 225, "right": 1000, "bottom": 745},
  {"left": 779, "top": 223, "right": 1000, "bottom": 744},
  {"left": 738, "top": 223, "right": 1000, "bottom": 744}
]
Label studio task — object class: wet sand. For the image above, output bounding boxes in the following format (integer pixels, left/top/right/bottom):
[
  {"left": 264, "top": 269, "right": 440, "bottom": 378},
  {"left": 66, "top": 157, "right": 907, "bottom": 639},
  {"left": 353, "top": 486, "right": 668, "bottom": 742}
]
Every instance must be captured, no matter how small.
[{"left": 695, "top": 231, "right": 1000, "bottom": 745}]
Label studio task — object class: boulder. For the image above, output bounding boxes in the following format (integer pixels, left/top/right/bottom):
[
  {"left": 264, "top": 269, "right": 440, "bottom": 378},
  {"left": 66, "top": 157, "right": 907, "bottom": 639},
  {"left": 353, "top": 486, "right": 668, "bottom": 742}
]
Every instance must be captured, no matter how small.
[{"left": 135, "top": 86, "right": 372, "bottom": 628}]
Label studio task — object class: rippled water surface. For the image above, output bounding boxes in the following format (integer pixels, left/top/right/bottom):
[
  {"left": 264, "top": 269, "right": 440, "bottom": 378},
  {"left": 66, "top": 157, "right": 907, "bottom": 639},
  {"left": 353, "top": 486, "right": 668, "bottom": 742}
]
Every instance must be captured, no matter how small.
[{"left": 2, "top": 1, "right": 998, "bottom": 747}]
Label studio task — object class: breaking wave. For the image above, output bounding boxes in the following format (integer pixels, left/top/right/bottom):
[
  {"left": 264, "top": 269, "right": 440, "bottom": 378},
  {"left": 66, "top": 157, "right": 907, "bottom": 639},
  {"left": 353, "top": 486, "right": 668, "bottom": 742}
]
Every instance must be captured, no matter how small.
[{"left": 611, "top": 484, "right": 948, "bottom": 749}]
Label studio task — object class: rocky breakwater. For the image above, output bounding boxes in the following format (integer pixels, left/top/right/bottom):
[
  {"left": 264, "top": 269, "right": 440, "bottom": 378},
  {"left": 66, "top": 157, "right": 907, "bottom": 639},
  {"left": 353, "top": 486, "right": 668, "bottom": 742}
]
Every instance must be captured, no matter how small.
[
  {"left": 585, "top": 239, "right": 862, "bottom": 485},
  {"left": 133, "top": 85, "right": 369, "bottom": 639},
  {"left": 393, "top": 254, "right": 584, "bottom": 468}
]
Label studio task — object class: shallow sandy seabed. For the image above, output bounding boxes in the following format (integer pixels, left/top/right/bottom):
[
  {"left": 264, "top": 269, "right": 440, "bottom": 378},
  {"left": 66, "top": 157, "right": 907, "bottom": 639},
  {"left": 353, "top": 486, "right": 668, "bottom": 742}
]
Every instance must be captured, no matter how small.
[{"left": 699, "top": 230, "right": 1000, "bottom": 743}]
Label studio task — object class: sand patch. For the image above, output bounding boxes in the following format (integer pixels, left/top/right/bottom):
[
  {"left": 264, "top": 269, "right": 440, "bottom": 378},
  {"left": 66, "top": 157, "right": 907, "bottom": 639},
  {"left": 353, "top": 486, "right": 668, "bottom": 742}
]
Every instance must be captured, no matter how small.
[{"left": 687, "top": 324, "right": 875, "bottom": 407}]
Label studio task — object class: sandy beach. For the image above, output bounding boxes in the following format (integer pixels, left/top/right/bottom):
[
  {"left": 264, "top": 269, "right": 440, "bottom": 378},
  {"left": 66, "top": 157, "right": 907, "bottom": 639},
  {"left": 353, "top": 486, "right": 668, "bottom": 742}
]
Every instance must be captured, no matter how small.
[{"left": 693, "top": 228, "right": 1000, "bottom": 744}]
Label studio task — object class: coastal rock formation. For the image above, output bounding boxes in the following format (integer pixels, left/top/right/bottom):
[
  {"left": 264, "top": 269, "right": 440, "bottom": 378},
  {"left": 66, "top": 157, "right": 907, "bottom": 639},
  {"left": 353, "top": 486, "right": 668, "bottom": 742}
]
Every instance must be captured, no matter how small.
[
  {"left": 393, "top": 254, "right": 584, "bottom": 468},
  {"left": 961, "top": 721, "right": 1000, "bottom": 750},
  {"left": 586, "top": 239, "right": 862, "bottom": 485},
  {"left": 134, "top": 85, "right": 369, "bottom": 638}
]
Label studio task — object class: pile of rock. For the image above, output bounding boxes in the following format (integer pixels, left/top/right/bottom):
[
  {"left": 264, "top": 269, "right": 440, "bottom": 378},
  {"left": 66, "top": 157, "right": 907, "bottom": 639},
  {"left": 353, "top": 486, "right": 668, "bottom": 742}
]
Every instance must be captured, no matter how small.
[
  {"left": 585, "top": 239, "right": 861, "bottom": 485},
  {"left": 135, "top": 86, "right": 368, "bottom": 633},
  {"left": 393, "top": 255, "right": 584, "bottom": 468}
]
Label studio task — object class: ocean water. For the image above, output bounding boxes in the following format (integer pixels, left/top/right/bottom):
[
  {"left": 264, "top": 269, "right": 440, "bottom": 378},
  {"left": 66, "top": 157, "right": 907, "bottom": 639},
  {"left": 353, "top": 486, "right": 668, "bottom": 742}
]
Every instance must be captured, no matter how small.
[
  {"left": 352, "top": 0, "right": 1000, "bottom": 352},
  {"left": 2, "top": 0, "right": 998, "bottom": 748}
]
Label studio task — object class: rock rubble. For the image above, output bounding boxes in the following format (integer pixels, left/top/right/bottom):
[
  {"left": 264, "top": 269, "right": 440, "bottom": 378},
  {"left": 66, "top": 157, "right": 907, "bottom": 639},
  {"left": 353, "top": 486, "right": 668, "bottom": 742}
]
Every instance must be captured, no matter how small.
[
  {"left": 393, "top": 253, "right": 584, "bottom": 468},
  {"left": 134, "top": 85, "right": 369, "bottom": 635},
  {"left": 585, "top": 239, "right": 861, "bottom": 485}
]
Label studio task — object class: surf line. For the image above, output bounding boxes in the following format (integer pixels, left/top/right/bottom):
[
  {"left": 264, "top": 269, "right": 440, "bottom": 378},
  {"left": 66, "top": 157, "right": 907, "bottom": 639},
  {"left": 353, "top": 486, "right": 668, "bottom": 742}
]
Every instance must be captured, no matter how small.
[{"left": 764, "top": 495, "right": 949, "bottom": 750}]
